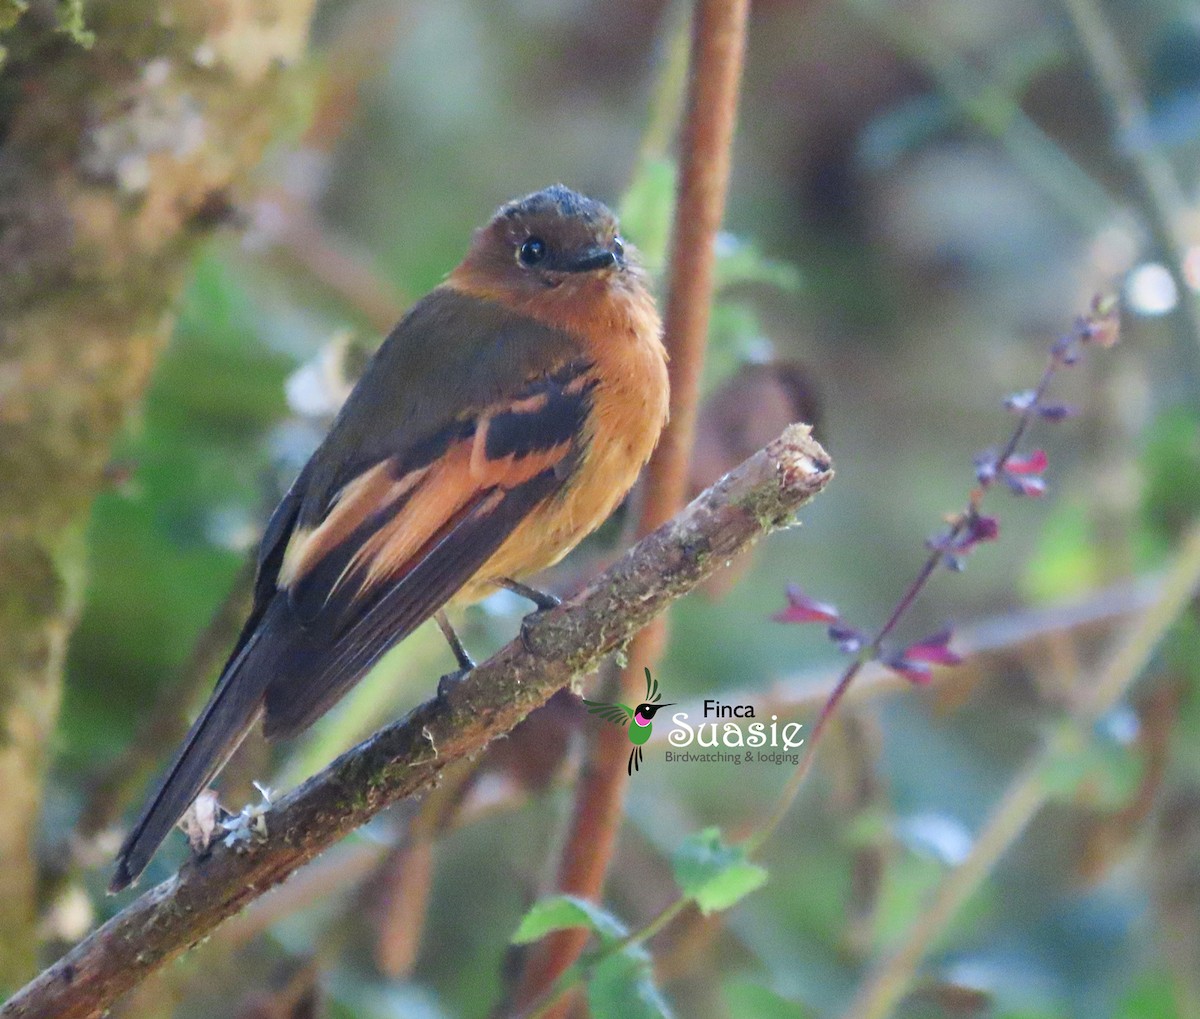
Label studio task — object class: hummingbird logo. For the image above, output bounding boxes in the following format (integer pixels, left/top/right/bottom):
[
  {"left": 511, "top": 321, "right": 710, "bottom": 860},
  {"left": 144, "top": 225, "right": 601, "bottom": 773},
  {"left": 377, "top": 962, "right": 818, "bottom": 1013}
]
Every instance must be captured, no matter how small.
[{"left": 583, "top": 668, "right": 675, "bottom": 775}]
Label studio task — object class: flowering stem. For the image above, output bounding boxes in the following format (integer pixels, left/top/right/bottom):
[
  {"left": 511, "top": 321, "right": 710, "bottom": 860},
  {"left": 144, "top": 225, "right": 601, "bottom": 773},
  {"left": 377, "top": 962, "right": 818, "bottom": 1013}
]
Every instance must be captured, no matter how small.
[
  {"left": 753, "top": 309, "right": 1105, "bottom": 851},
  {"left": 843, "top": 517, "right": 1200, "bottom": 1019}
]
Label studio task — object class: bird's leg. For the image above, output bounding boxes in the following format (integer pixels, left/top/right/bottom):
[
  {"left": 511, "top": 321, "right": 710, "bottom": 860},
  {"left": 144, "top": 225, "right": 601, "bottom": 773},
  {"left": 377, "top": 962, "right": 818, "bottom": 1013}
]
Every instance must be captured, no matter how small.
[
  {"left": 497, "top": 576, "right": 561, "bottom": 611},
  {"left": 435, "top": 610, "right": 475, "bottom": 700},
  {"left": 498, "top": 577, "right": 561, "bottom": 656}
]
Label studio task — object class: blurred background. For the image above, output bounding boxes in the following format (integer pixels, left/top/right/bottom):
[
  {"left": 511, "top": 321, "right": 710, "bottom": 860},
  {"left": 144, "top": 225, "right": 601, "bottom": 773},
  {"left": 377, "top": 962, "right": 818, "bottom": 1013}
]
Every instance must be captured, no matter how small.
[{"left": 28, "top": 0, "right": 1200, "bottom": 1016}]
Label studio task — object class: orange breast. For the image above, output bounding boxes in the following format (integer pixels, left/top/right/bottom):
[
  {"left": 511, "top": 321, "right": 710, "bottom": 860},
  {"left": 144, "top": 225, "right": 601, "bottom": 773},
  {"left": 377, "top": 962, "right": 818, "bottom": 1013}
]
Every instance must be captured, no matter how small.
[{"left": 450, "top": 269, "right": 668, "bottom": 603}]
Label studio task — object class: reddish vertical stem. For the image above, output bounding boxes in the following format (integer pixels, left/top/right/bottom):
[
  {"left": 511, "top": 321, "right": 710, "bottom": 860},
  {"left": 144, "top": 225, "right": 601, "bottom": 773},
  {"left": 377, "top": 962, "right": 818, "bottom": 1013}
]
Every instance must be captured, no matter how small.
[{"left": 512, "top": 0, "right": 750, "bottom": 1011}]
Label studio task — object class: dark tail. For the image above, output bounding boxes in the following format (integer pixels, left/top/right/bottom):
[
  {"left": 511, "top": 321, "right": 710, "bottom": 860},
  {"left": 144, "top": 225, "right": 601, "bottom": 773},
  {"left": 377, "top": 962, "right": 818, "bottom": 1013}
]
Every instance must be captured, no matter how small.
[{"left": 109, "top": 627, "right": 272, "bottom": 892}]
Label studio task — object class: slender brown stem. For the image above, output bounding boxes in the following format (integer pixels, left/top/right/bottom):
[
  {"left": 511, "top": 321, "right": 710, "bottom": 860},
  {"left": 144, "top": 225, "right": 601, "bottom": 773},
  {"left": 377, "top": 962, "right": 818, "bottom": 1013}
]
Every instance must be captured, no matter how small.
[
  {"left": 0, "top": 425, "right": 831, "bottom": 1019},
  {"left": 649, "top": 574, "right": 1161, "bottom": 728},
  {"left": 512, "top": 1, "right": 751, "bottom": 1011}
]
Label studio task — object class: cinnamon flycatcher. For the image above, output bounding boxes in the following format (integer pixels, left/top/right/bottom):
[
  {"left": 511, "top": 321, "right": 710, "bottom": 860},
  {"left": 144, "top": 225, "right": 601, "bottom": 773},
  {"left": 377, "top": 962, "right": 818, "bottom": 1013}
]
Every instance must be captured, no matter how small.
[{"left": 111, "top": 184, "right": 668, "bottom": 891}]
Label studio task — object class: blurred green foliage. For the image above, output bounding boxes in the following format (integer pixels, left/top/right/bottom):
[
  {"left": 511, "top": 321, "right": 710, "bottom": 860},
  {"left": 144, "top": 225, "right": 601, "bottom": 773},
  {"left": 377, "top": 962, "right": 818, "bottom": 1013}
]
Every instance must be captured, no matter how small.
[
  {"left": 37, "top": 0, "right": 1200, "bottom": 1016},
  {"left": 64, "top": 256, "right": 292, "bottom": 763}
]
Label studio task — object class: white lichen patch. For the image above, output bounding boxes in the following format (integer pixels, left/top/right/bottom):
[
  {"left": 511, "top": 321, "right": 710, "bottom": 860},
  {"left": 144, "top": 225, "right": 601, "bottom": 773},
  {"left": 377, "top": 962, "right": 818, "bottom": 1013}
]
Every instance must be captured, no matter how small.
[
  {"left": 202, "top": 0, "right": 311, "bottom": 84},
  {"left": 220, "top": 783, "right": 274, "bottom": 849},
  {"left": 82, "top": 60, "right": 208, "bottom": 195},
  {"left": 284, "top": 330, "right": 359, "bottom": 418},
  {"left": 192, "top": 42, "right": 217, "bottom": 69}
]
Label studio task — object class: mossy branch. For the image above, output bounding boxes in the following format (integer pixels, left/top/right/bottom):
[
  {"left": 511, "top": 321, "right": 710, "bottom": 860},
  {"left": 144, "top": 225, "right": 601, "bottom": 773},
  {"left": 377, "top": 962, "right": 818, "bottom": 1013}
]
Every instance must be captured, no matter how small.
[{"left": 0, "top": 424, "right": 832, "bottom": 1019}]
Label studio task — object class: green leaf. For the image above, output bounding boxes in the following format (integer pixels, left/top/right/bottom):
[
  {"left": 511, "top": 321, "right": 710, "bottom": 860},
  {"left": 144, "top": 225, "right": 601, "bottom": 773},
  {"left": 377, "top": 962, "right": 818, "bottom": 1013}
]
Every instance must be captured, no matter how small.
[
  {"left": 588, "top": 947, "right": 672, "bottom": 1019},
  {"left": 511, "top": 895, "right": 627, "bottom": 946},
  {"left": 724, "top": 980, "right": 812, "bottom": 1019},
  {"left": 55, "top": 0, "right": 93, "bottom": 47},
  {"left": 704, "top": 302, "right": 767, "bottom": 393},
  {"left": 672, "top": 828, "right": 768, "bottom": 915}
]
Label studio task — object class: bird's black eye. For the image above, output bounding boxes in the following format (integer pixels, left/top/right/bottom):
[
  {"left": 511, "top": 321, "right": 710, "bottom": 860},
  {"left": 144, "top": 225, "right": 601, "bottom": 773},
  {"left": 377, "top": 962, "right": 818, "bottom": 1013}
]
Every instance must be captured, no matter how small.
[
  {"left": 612, "top": 236, "right": 625, "bottom": 258},
  {"left": 519, "top": 237, "right": 547, "bottom": 266}
]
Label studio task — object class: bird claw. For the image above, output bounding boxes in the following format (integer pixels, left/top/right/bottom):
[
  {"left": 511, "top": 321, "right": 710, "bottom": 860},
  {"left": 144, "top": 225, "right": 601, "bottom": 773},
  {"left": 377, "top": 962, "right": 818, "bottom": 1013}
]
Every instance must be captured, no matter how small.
[
  {"left": 519, "top": 612, "right": 542, "bottom": 655},
  {"left": 527, "top": 589, "right": 561, "bottom": 611},
  {"left": 437, "top": 667, "right": 471, "bottom": 702}
]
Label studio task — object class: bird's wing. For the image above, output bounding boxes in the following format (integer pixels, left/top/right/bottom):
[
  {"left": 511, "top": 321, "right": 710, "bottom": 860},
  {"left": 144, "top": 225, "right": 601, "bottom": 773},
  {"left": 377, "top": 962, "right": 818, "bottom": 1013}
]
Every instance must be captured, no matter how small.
[
  {"left": 582, "top": 700, "right": 635, "bottom": 728},
  {"left": 248, "top": 288, "right": 596, "bottom": 740},
  {"left": 643, "top": 666, "right": 659, "bottom": 703},
  {"left": 109, "top": 289, "right": 594, "bottom": 890}
]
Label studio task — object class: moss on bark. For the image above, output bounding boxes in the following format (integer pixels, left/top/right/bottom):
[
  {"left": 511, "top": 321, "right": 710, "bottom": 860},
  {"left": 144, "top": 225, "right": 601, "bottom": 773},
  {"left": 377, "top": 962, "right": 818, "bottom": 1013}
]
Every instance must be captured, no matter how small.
[{"left": 0, "top": 0, "right": 317, "bottom": 988}]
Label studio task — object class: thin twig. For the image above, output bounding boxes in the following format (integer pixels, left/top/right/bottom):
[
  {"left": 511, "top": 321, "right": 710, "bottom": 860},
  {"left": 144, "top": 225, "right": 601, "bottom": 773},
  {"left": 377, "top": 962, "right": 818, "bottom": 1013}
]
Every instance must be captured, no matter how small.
[
  {"left": 513, "top": 0, "right": 750, "bottom": 1010},
  {"left": 0, "top": 424, "right": 831, "bottom": 1019},
  {"left": 841, "top": 517, "right": 1200, "bottom": 1019}
]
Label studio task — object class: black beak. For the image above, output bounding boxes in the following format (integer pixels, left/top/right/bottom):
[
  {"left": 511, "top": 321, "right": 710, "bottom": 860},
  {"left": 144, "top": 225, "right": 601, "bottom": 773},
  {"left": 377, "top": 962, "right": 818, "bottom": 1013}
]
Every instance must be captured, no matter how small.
[{"left": 563, "top": 247, "right": 618, "bottom": 272}]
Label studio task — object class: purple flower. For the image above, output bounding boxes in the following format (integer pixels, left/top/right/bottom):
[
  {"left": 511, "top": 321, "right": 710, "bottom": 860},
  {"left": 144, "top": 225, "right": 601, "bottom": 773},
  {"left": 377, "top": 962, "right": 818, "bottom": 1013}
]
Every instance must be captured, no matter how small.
[
  {"left": 974, "top": 451, "right": 999, "bottom": 485},
  {"left": 1004, "top": 389, "right": 1037, "bottom": 412},
  {"left": 928, "top": 513, "right": 999, "bottom": 561},
  {"left": 1005, "top": 474, "right": 1047, "bottom": 498},
  {"left": 774, "top": 584, "right": 840, "bottom": 625},
  {"left": 828, "top": 623, "right": 864, "bottom": 654},
  {"left": 903, "top": 629, "right": 964, "bottom": 666},
  {"left": 885, "top": 629, "right": 964, "bottom": 685},
  {"left": 1037, "top": 403, "right": 1078, "bottom": 422},
  {"left": 1001, "top": 450, "right": 1048, "bottom": 497},
  {"left": 1003, "top": 449, "right": 1048, "bottom": 475}
]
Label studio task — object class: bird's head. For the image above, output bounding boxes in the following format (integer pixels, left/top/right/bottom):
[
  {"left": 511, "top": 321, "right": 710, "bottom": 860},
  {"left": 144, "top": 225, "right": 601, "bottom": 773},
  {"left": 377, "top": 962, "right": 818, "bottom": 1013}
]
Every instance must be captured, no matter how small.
[
  {"left": 452, "top": 185, "right": 650, "bottom": 325},
  {"left": 632, "top": 701, "right": 675, "bottom": 726}
]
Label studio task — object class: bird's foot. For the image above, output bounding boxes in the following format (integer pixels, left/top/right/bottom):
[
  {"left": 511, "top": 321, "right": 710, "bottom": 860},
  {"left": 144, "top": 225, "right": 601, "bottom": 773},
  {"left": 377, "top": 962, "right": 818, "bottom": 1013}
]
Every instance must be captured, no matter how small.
[
  {"left": 437, "top": 666, "right": 472, "bottom": 702},
  {"left": 519, "top": 611, "right": 548, "bottom": 656}
]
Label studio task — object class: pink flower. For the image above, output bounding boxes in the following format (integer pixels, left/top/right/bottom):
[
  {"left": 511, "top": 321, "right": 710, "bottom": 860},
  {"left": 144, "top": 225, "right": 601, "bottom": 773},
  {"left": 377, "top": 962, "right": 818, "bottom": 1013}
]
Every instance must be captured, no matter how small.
[{"left": 773, "top": 584, "right": 840, "bottom": 625}]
